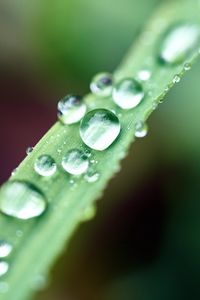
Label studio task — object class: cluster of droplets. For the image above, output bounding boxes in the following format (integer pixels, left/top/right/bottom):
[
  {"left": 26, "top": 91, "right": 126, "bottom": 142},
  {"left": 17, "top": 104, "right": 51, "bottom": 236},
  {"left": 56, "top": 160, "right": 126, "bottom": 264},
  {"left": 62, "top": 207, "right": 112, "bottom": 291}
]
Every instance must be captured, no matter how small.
[
  {"left": 0, "top": 22, "right": 199, "bottom": 295},
  {"left": 0, "top": 23, "right": 199, "bottom": 225},
  {"left": 0, "top": 240, "right": 13, "bottom": 291}
]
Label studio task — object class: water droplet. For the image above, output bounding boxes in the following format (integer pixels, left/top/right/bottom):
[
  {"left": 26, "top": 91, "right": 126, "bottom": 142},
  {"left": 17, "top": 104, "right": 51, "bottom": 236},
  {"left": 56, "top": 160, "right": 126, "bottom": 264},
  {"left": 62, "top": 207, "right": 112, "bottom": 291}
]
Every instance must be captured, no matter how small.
[
  {"left": 135, "top": 122, "right": 148, "bottom": 138},
  {"left": 26, "top": 147, "right": 33, "bottom": 155},
  {"left": 80, "top": 109, "right": 121, "bottom": 151},
  {"left": 84, "top": 149, "right": 91, "bottom": 158},
  {"left": 82, "top": 205, "right": 96, "bottom": 222},
  {"left": 34, "top": 155, "right": 57, "bottom": 177},
  {"left": 173, "top": 74, "right": 181, "bottom": 84},
  {"left": 184, "top": 62, "right": 191, "bottom": 70},
  {"left": 0, "top": 181, "right": 47, "bottom": 220},
  {"left": 137, "top": 70, "right": 151, "bottom": 81},
  {"left": 31, "top": 274, "right": 47, "bottom": 291},
  {"left": 58, "top": 95, "right": 87, "bottom": 125},
  {"left": 159, "top": 23, "right": 200, "bottom": 65},
  {"left": 11, "top": 168, "right": 18, "bottom": 177},
  {"left": 0, "top": 282, "right": 9, "bottom": 294},
  {"left": 112, "top": 78, "right": 144, "bottom": 109},
  {"left": 0, "top": 241, "right": 12, "bottom": 258},
  {"left": 84, "top": 171, "right": 100, "bottom": 183},
  {"left": 16, "top": 230, "right": 23, "bottom": 238},
  {"left": 90, "top": 72, "right": 113, "bottom": 97},
  {"left": 62, "top": 149, "right": 89, "bottom": 175},
  {"left": 69, "top": 179, "right": 75, "bottom": 185},
  {"left": 0, "top": 262, "right": 9, "bottom": 277},
  {"left": 152, "top": 101, "right": 158, "bottom": 110}
]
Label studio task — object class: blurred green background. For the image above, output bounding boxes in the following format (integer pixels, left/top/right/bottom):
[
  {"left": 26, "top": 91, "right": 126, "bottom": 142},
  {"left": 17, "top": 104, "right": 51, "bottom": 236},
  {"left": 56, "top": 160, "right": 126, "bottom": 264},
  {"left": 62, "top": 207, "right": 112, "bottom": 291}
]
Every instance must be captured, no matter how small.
[{"left": 1, "top": 0, "right": 200, "bottom": 299}]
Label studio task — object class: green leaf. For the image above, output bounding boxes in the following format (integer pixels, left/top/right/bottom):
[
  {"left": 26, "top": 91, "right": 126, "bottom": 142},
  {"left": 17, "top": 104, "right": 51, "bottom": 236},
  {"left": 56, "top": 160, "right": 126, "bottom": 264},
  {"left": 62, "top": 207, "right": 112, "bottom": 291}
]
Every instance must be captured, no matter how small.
[{"left": 0, "top": 0, "right": 200, "bottom": 299}]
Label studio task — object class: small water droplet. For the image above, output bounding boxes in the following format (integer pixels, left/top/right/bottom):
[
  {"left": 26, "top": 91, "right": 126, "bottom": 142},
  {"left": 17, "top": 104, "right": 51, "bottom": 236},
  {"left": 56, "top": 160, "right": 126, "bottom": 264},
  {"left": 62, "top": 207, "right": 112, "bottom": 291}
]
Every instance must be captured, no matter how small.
[
  {"left": 159, "top": 23, "right": 200, "bottom": 65},
  {"left": 58, "top": 95, "right": 87, "bottom": 125},
  {"left": 26, "top": 147, "right": 33, "bottom": 155},
  {"left": 0, "top": 241, "right": 12, "bottom": 258},
  {"left": 11, "top": 168, "right": 18, "bottom": 177},
  {"left": 0, "top": 181, "right": 47, "bottom": 220},
  {"left": 113, "top": 78, "right": 144, "bottom": 109},
  {"left": 80, "top": 109, "right": 121, "bottom": 151},
  {"left": 152, "top": 101, "right": 158, "bottom": 110},
  {"left": 16, "top": 230, "right": 23, "bottom": 238},
  {"left": 82, "top": 205, "right": 96, "bottom": 221},
  {"left": 31, "top": 274, "right": 47, "bottom": 291},
  {"left": 34, "top": 155, "right": 57, "bottom": 177},
  {"left": 164, "top": 85, "right": 170, "bottom": 92},
  {"left": 0, "top": 262, "right": 9, "bottom": 277},
  {"left": 90, "top": 72, "right": 113, "bottom": 97},
  {"left": 184, "top": 62, "right": 191, "bottom": 70},
  {"left": 84, "top": 171, "right": 100, "bottom": 183},
  {"left": 137, "top": 70, "right": 151, "bottom": 81},
  {"left": 135, "top": 122, "right": 148, "bottom": 138},
  {"left": 173, "top": 74, "right": 181, "bottom": 83},
  {"left": 84, "top": 149, "right": 91, "bottom": 158},
  {"left": 62, "top": 149, "right": 89, "bottom": 175},
  {"left": 69, "top": 179, "right": 75, "bottom": 185},
  {"left": 0, "top": 282, "right": 9, "bottom": 294}
]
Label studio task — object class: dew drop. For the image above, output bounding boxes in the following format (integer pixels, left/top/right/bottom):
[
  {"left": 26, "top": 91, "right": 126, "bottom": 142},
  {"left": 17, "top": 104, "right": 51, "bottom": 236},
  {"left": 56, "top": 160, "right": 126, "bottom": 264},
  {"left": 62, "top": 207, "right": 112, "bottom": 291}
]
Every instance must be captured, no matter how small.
[
  {"left": 84, "top": 149, "right": 91, "bottom": 158},
  {"left": 80, "top": 109, "right": 121, "bottom": 151},
  {"left": 16, "top": 230, "right": 23, "bottom": 238},
  {"left": 184, "top": 62, "right": 191, "bottom": 71},
  {"left": 158, "top": 23, "right": 200, "bottom": 65},
  {"left": 84, "top": 171, "right": 100, "bottom": 183},
  {"left": 152, "top": 101, "right": 158, "bottom": 110},
  {"left": 58, "top": 95, "right": 87, "bottom": 125},
  {"left": 0, "top": 262, "right": 9, "bottom": 277},
  {"left": 173, "top": 74, "right": 181, "bottom": 84},
  {"left": 90, "top": 72, "right": 113, "bottom": 97},
  {"left": 112, "top": 78, "right": 144, "bottom": 109},
  {"left": 137, "top": 70, "right": 151, "bottom": 81},
  {"left": 135, "top": 122, "right": 148, "bottom": 138},
  {"left": 31, "top": 274, "right": 47, "bottom": 291},
  {"left": 34, "top": 155, "right": 57, "bottom": 177},
  {"left": 0, "top": 181, "right": 47, "bottom": 220},
  {"left": 62, "top": 149, "right": 89, "bottom": 175},
  {"left": 0, "top": 241, "right": 12, "bottom": 258},
  {"left": 11, "top": 168, "right": 18, "bottom": 177},
  {"left": 82, "top": 205, "right": 96, "bottom": 222},
  {"left": 26, "top": 147, "right": 33, "bottom": 155}
]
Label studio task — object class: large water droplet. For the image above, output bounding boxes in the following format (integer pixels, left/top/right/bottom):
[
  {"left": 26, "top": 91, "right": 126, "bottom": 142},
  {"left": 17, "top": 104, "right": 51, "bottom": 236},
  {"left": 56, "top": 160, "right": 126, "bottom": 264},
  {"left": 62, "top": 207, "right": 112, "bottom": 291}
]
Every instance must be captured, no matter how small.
[
  {"left": 0, "top": 181, "right": 47, "bottom": 220},
  {"left": 112, "top": 78, "right": 144, "bottom": 109},
  {"left": 90, "top": 72, "right": 113, "bottom": 97},
  {"left": 58, "top": 95, "right": 87, "bottom": 125},
  {"left": 62, "top": 149, "right": 89, "bottom": 175},
  {"left": 0, "top": 262, "right": 9, "bottom": 277},
  {"left": 0, "top": 241, "right": 12, "bottom": 258},
  {"left": 135, "top": 122, "right": 148, "bottom": 138},
  {"left": 159, "top": 23, "right": 200, "bottom": 65},
  {"left": 80, "top": 109, "right": 120, "bottom": 151},
  {"left": 34, "top": 155, "right": 57, "bottom": 177}
]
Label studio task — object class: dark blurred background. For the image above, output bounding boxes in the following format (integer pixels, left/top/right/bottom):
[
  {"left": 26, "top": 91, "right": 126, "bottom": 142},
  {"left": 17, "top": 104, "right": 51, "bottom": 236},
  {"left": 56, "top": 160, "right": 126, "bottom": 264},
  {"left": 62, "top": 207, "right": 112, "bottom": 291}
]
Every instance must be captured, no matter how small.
[{"left": 1, "top": 0, "right": 200, "bottom": 299}]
